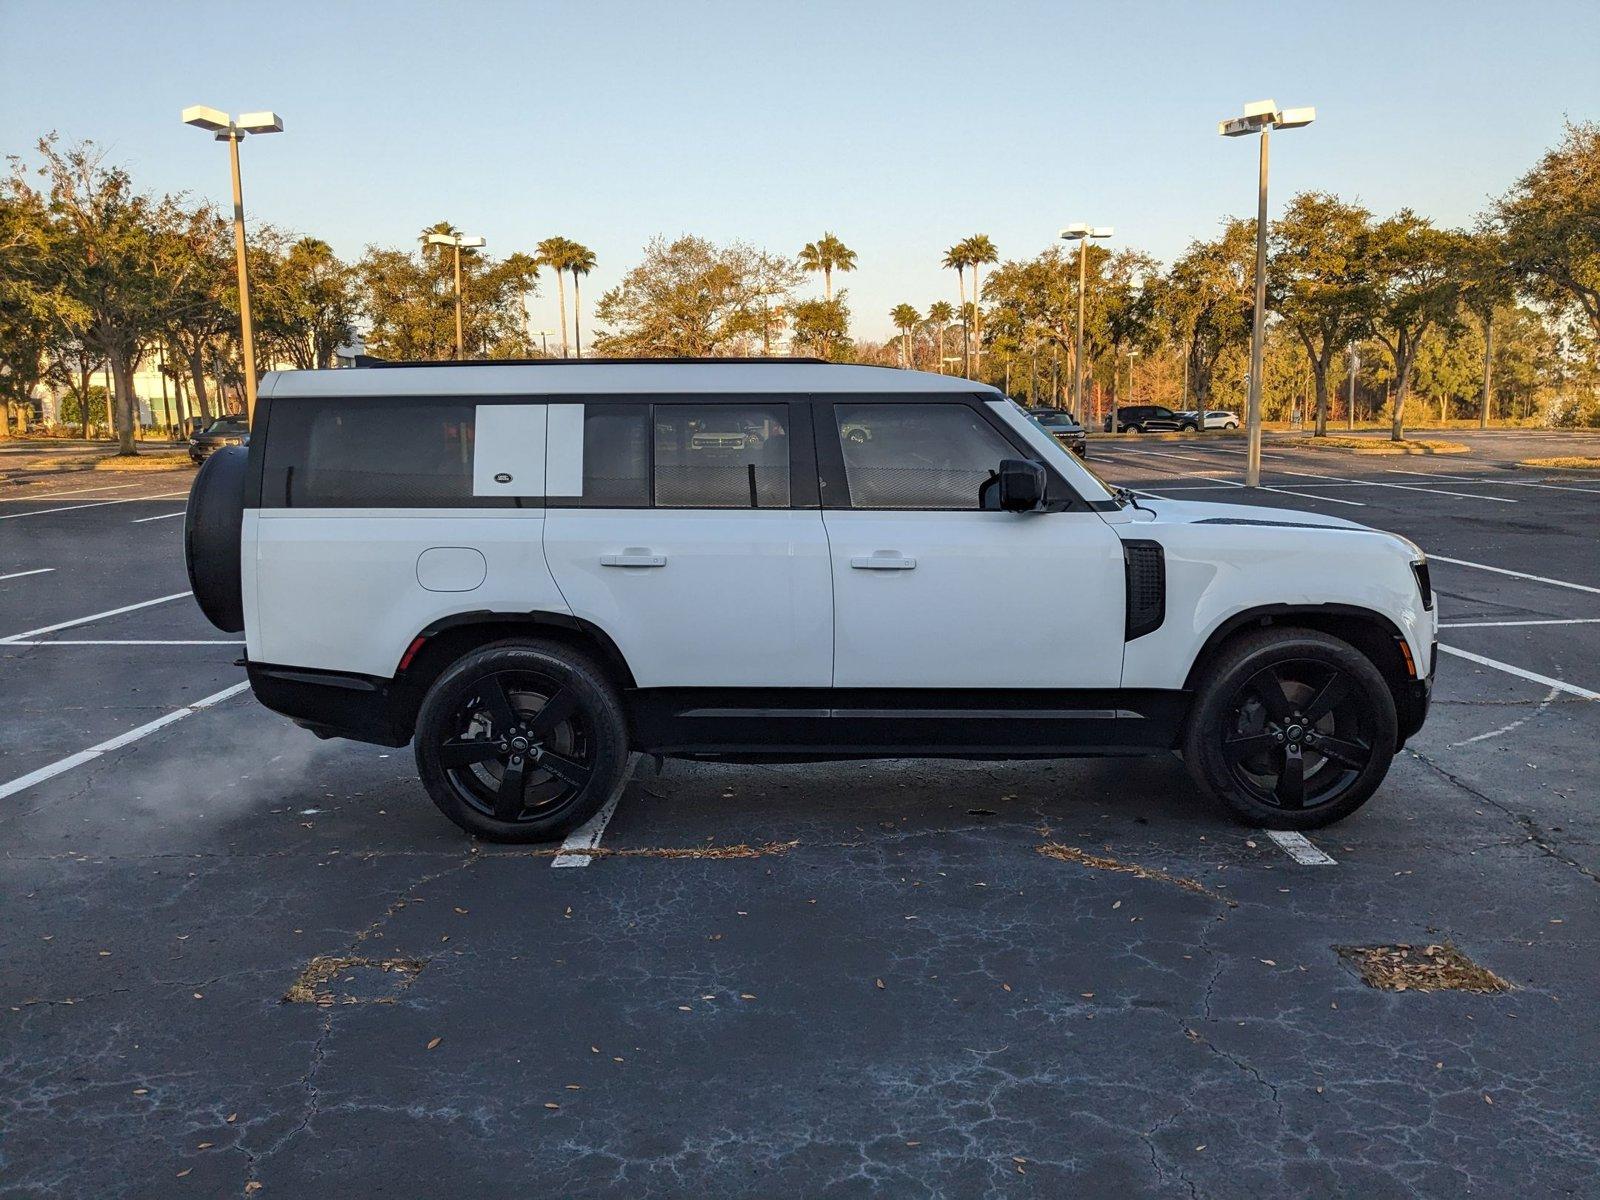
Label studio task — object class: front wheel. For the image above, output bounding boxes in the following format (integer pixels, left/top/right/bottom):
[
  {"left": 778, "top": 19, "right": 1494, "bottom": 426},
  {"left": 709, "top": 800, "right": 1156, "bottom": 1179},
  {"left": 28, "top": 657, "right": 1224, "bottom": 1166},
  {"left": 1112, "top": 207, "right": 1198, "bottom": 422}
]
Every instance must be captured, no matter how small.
[
  {"left": 1183, "top": 628, "right": 1397, "bottom": 829},
  {"left": 414, "top": 640, "right": 630, "bottom": 842}
]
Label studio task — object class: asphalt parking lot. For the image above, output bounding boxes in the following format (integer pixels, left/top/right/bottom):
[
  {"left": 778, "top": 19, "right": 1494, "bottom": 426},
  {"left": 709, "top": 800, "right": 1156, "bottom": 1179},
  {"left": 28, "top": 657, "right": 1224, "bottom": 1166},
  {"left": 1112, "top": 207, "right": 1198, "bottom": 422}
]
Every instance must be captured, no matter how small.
[{"left": 2, "top": 431, "right": 1598, "bottom": 1198}]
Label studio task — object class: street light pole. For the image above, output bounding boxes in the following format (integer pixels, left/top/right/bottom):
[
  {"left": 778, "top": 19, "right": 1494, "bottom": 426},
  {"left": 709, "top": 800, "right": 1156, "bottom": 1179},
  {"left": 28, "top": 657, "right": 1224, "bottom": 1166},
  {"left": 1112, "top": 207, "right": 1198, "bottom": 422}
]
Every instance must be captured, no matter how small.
[
  {"left": 1347, "top": 342, "right": 1359, "bottom": 431},
  {"left": 1218, "top": 100, "right": 1314, "bottom": 487},
  {"left": 1059, "top": 224, "right": 1113, "bottom": 423},
  {"left": 424, "top": 232, "right": 487, "bottom": 359},
  {"left": 182, "top": 107, "right": 282, "bottom": 425}
]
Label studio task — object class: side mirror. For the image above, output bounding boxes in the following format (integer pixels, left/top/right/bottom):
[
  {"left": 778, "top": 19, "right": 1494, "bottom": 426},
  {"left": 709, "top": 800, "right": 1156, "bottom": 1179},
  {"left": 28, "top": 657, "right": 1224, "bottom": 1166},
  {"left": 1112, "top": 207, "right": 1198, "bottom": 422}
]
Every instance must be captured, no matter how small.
[{"left": 996, "top": 458, "right": 1047, "bottom": 513}]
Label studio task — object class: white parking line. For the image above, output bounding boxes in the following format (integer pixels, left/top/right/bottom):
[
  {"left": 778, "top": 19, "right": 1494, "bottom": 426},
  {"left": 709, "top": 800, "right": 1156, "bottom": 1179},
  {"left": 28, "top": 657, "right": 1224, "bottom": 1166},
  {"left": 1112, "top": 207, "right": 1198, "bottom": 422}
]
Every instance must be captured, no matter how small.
[
  {"left": 0, "top": 483, "right": 139, "bottom": 501},
  {"left": 3, "top": 639, "right": 241, "bottom": 645},
  {"left": 1440, "top": 619, "right": 1600, "bottom": 628},
  {"left": 551, "top": 754, "right": 639, "bottom": 867},
  {"left": 1431, "top": 556, "right": 1600, "bottom": 596},
  {"left": 1438, "top": 646, "right": 1600, "bottom": 702},
  {"left": 0, "top": 491, "right": 191, "bottom": 521},
  {"left": 0, "top": 681, "right": 249, "bottom": 803},
  {"left": 0, "top": 568, "right": 55, "bottom": 582},
  {"left": 1265, "top": 830, "right": 1337, "bottom": 865},
  {"left": 1176, "top": 472, "right": 1369, "bottom": 508},
  {"left": 0, "top": 591, "right": 192, "bottom": 644},
  {"left": 131, "top": 511, "right": 186, "bottom": 523},
  {"left": 1272, "top": 468, "right": 1517, "bottom": 503}
]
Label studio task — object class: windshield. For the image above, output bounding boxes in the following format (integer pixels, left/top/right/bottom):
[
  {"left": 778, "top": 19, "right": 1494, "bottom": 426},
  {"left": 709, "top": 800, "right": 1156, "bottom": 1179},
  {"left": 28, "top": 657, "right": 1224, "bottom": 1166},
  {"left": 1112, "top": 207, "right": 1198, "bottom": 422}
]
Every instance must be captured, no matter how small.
[
  {"left": 205, "top": 418, "right": 248, "bottom": 434},
  {"left": 1001, "top": 399, "right": 1120, "bottom": 507},
  {"left": 1031, "top": 411, "right": 1079, "bottom": 428}
]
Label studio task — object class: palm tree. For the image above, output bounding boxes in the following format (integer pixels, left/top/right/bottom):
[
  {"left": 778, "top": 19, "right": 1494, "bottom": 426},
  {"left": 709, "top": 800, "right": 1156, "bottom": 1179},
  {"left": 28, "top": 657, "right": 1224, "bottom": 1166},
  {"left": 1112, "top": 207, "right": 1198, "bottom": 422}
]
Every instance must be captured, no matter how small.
[
  {"left": 942, "top": 244, "right": 970, "bottom": 375},
  {"left": 567, "top": 242, "right": 597, "bottom": 358},
  {"left": 890, "top": 303, "right": 921, "bottom": 368},
  {"left": 798, "top": 232, "right": 857, "bottom": 301},
  {"left": 964, "top": 234, "right": 998, "bottom": 380},
  {"left": 536, "top": 236, "right": 574, "bottom": 357},
  {"left": 927, "top": 301, "right": 954, "bottom": 373}
]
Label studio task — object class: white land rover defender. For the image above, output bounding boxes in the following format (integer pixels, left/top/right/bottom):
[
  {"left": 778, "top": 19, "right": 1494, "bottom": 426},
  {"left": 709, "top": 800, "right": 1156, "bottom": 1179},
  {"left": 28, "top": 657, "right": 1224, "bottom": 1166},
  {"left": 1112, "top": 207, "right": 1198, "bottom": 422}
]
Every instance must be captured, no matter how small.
[{"left": 184, "top": 360, "right": 1436, "bottom": 841}]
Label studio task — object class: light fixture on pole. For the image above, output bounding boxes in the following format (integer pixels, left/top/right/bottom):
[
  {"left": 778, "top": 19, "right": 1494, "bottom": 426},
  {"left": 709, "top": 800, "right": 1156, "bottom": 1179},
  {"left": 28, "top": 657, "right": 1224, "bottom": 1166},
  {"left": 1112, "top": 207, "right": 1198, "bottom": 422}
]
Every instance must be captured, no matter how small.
[
  {"left": 424, "top": 232, "right": 488, "bottom": 358},
  {"left": 1059, "top": 223, "right": 1114, "bottom": 423},
  {"left": 182, "top": 106, "right": 283, "bottom": 424},
  {"left": 1218, "top": 99, "right": 1314, "bottom": 486}
]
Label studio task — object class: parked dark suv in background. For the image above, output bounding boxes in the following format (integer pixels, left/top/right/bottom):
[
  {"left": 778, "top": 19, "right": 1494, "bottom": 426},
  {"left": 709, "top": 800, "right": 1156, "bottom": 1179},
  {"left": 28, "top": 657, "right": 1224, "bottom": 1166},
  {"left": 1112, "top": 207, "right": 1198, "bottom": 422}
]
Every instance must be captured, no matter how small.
[
  {"left": 1025, "top": 407, "right": 1087, "bottom": 457},
  {"left": 187, "top": 416, "right": 250, "bottom": 463},
  {"left": 1104, "top": 404, "right": 1194, "bottom": 433}
]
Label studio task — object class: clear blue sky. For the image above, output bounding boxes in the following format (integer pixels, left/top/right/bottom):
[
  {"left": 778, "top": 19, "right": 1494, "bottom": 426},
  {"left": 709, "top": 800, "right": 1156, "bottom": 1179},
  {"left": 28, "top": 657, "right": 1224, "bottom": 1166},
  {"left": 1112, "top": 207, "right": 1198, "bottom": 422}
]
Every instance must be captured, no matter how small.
[{"left": 4, "top": 0, "right": 1596, "bottom": 341}]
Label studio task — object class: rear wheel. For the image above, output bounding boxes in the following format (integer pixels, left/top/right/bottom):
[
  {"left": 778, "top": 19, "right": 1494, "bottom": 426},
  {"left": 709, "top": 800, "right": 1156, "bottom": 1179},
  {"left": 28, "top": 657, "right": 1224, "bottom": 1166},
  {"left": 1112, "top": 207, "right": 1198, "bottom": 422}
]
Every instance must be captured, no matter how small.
[
  {"left": 1183, "top": 628, "right": 1397, "bottom": 829},
  {"left": 414, "top": 640, "right": 629, "bottom": 842}
]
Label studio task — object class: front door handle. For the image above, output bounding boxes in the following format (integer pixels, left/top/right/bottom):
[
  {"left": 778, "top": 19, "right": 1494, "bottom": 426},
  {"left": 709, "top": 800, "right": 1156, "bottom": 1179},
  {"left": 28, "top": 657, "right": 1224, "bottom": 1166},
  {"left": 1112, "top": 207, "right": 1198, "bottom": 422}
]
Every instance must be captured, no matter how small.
[
  {"left": 851, "top": 553, "right": 917, "bottom": 570},
  {"left": 600, "top": 551, "right": 667, "bottom": 568}
]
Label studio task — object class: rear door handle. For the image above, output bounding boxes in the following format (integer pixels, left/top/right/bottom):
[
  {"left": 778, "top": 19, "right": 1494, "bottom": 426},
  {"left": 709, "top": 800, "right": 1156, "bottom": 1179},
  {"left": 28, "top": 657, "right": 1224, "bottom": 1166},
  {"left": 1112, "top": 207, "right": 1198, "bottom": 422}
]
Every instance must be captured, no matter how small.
[
  {"left": 600, "top": 552, "right": 667, "bottom": 568},
  {"left": 851, "top": 554, "right": 917, "bottom": 570}
]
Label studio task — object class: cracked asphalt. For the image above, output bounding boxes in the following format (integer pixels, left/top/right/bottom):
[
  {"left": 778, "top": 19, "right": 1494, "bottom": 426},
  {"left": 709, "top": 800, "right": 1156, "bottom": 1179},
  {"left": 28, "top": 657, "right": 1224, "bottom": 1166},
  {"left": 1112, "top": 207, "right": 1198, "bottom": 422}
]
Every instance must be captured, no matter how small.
[{"left": 2, "top": 433, "right": 1598, "bottom": 1198}]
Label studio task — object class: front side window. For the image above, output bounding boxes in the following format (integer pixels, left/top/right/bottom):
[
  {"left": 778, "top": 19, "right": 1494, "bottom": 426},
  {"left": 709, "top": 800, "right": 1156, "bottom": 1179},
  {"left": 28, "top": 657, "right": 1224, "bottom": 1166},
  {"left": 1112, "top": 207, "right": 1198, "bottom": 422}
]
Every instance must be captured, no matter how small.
[
  {"left": 833, "top": 403, "right": 1016, "bottom": 510},
  {"left": 653, "top": 403, "right": 791, "bottom": 508}
]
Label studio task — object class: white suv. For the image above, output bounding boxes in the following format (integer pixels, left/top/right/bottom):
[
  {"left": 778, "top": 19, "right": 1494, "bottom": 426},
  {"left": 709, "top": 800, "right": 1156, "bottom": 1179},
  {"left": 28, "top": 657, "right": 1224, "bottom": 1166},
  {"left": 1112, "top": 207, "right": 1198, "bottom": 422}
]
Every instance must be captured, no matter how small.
[{"left": 184, "top": 360, "right": 1436, "bottom": 841}]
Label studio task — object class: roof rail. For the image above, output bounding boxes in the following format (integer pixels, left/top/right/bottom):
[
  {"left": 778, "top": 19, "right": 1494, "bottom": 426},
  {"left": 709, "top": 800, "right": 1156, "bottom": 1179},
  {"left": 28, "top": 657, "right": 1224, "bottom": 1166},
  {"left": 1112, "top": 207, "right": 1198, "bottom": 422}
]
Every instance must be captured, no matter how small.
[{"left": 366, "top": 355, "right": 828, "bottom": 369}]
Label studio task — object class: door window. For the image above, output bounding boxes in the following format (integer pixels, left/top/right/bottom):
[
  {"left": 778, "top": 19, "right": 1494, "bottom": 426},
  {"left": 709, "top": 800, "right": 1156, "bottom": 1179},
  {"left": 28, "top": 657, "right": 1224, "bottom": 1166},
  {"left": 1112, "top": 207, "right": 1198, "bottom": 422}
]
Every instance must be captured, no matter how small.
[
  {"left": 833, "top": 403, "right": 1017, "bottom": 510},
  {"left": 580, "top": 404, "right": 650, "bottom": 506},
  {"left": 653, "top": 404, "right": 791, "bottom": 508}
]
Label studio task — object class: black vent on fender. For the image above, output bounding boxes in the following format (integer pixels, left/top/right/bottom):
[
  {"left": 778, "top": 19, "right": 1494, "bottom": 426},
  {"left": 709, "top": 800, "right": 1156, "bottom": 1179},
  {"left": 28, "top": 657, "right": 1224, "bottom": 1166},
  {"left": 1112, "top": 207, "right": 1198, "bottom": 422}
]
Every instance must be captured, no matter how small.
[{"left": 1123, "top": 540, "right": 1166, "bottom": 641}]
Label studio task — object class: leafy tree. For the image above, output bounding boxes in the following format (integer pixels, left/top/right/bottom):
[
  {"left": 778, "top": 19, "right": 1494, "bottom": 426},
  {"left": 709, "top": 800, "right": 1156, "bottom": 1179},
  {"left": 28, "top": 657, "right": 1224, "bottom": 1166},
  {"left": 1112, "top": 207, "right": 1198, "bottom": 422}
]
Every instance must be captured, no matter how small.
[
  {"left": 18, "top": 137, "right": 193, "bottom": 453},
  {"left": 159, "top": 204, "right": 233, "bottom": 422},
  {"left": 567, "top": 242, "right": 597, "bottom": 358},
  {"left": 890, "top": 303, "right": 921, "bottom": 367},
  {"left": 926, "top": 300, "right": 954, "bottom": 373},
  {"left": 1270, "top": 192, "right": 1374, "bottom": 436},
  {"left": 789, "top": 296, "right": 852, "bottom": 360},
  {"left": 362, "top": 233, "right": 537, "bottom": 360},
  {"left": 749, "top": 251, "right": 804, "bottom": 353},
  {"left": 254, "top": 235, "right": 358, "bottom": 369},
  {"left": 0, "top": 178, "right": 58, "bottom": 435},
  {"left": 1457, "top": 227, "right": 1519, "bottom": 428},
  {"left": 797, "top": 232, "right": 856, "bottom": 302},
  {"left": 1366, "top": 211, "right": 1463, "bottom": 440},
  {"left": 1150, "top": 219, "right": 1256, "bottom": 407},
  {"left": 1495, "top": 120, "right": 1600, "bottom": 339},
  {"left": 591, "top": 235, "right": 777, "bottom": 356}
]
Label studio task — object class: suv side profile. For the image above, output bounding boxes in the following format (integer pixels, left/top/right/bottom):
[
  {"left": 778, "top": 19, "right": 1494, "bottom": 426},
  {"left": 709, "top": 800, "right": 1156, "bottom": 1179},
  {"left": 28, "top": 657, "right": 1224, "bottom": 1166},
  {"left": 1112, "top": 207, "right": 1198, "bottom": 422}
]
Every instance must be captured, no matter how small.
[
  {"left": 1105, "top": 405, "right": 1193, "bottom": 433},
  {"left": 186, "top": 360, "right": 1436, "bottom": 842}
]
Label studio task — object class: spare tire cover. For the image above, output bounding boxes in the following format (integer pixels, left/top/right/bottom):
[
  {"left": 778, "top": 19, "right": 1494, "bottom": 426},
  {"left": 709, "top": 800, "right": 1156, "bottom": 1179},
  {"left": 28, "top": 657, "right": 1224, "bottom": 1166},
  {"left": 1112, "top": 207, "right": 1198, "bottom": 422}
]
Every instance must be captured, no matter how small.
[{"left": 184, "top": 447, "right": 248, "bottom": 633}]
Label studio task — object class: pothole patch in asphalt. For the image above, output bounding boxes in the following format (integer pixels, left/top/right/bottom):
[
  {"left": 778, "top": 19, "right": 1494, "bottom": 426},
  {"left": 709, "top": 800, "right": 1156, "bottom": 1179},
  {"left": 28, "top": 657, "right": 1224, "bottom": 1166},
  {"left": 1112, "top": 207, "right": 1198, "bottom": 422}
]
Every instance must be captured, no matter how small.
[{"left": 1335, "top": 942, "right": 1512, "bottom": 993}]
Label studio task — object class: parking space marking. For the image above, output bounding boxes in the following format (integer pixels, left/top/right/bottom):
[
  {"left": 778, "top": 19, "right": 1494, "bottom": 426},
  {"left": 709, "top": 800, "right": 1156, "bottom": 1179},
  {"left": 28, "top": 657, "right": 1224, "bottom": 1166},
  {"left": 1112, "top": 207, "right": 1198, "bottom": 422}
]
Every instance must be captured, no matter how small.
[
  {"left": 131, "top": 511, "right": 187, "bottom": 523},
  {"left": 1440, "top": 618, "right": 1600, "bottom": 628},
  {"left": 3, "top": 638, "right": 242, "bottom": 645},
  {"left": 551, "top": 754, "right": 639, "bottom": 867},
  {"left": 0, "top": 490, "right": 191, "bottom": 521},
  {"left": 1266, "top": 830, "right": 1337, "bottom": 865},
  {"left": 1272, "top": 468, "right": 1518, "bottom": 503},
  {"left": 1438, "top": 645, "right": 1600, "bottom": 702},
  {"left": 0, "top": 568, "right": 55, "bottom": 582},
  {"left": 1183, "top": 473, "right": 1369, "bottom": 507},
  {"left": 1431, "top": 556, "right": 1600, "bottom": 596},
  {"left": 0, "top": 483, "right": 140, "bottom": 501},
  {"left": 0, "top": 591, "right": 192, "bottom": 644},
  {"left": 0, "top": 680, "right": 249, "bottom": 803}
]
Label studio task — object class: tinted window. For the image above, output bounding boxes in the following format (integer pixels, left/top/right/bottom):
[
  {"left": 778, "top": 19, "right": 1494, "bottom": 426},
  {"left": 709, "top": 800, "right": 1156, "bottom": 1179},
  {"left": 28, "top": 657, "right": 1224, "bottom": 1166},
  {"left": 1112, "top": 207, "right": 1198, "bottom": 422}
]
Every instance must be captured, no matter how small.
[
  {"left": 262, "top": 399, "right": 478, "bottom": 507},
  {"left": 834, "top": 403, "right": 1017, "bottom": 510},
  {"left": 653, "top": 404, "right": 790, "bottom": 508},
  {"left": 582, "top": 404, "right": 649, "bottom": 506},
  {"left": 206, "top": 418, "right": 248, "bottom": 434}
]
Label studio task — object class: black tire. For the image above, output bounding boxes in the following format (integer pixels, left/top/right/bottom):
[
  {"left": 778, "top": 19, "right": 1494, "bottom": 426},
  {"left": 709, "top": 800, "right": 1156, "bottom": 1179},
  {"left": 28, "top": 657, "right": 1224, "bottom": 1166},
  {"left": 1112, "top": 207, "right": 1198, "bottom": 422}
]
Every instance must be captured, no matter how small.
[
  {"left": 414, "top": 640, "right": 630, "bottom": 843},
  {"left": 184, "top": 446, "right": 247, "bottom": 632},
  {"left": 1183, "top": 628, "right": 1397, "bottom": 829}
]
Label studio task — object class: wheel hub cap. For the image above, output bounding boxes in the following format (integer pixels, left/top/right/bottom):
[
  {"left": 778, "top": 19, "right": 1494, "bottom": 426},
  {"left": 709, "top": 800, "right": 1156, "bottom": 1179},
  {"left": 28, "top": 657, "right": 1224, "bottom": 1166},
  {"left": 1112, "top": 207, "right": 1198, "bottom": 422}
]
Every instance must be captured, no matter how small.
[
  {"left": 1285, "top": 724, "right": 1305, "bottom": 743},
  {"left": 510, "top": 735, "right": 530, "bottom": 752}
]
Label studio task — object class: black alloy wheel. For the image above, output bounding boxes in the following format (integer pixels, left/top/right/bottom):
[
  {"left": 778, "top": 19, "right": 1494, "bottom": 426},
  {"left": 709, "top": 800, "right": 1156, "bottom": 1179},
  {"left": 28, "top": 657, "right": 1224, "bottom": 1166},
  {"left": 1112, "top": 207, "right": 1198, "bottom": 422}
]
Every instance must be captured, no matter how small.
[
  {"left": 1184, "top": 628, "right": 1398, "bottom": 829},
  {"left": 415, "top": 641, "right": 629, "bottom": 842}
]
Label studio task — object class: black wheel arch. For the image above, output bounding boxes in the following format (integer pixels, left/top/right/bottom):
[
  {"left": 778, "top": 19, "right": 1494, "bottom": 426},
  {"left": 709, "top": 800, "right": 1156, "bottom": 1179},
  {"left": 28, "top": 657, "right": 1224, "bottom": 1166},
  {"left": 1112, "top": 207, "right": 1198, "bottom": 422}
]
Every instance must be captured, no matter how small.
[
  {"left": 1183, "top": 604, "right": 1425, "bottom": 742},
  {"left": 389, "top": 611, "right": 637, "bottom": 737}
]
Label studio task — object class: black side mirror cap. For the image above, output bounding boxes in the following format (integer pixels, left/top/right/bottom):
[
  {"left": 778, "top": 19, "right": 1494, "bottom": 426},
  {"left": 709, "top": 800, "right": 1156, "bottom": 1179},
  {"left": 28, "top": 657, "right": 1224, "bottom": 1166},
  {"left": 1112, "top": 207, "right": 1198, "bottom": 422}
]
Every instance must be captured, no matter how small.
[{"left": 996, "top": 458, "right": 1047, "bottom": 513}]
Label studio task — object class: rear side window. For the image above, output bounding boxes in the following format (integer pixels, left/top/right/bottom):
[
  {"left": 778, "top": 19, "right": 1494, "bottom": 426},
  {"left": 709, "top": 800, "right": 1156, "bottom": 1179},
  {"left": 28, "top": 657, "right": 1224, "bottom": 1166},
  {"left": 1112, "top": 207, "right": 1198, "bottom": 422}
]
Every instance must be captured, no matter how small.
[
  {"left": 262, "top": 399, "right": 480, "bottom": 507},
  {"left": 833, "top": 403, "right": 1015, "bottom": 510},
  {"left": 581, "top": 404, "right": 650, "bottom": 506},
  {"left": 652, "top": 403, "right": 790, "bottom": 508}
]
